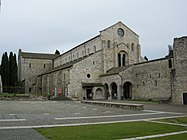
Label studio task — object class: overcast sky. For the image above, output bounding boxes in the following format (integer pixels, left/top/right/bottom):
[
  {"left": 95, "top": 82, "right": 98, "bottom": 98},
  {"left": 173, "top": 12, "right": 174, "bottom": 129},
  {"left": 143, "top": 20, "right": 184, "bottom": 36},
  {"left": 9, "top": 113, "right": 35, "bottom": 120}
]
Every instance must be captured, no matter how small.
[{"left": 0, "top": 0, "right": 186, "bottom": 60}]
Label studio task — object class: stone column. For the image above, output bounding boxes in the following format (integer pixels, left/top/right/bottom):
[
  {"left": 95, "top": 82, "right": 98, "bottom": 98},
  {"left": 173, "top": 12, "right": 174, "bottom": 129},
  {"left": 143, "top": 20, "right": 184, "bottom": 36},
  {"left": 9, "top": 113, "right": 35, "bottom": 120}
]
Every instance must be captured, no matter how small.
[
  {"left": 108, "top": 89, "right": 112, "bottom": 100},
  {"left": 117, "top": 85, "right": 122, "bottom": 100}
]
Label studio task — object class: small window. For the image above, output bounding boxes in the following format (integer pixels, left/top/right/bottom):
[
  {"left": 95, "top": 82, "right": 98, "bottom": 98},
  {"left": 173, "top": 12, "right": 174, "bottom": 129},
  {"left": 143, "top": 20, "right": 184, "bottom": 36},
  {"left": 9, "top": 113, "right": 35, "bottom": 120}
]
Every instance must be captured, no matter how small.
[
  {"left": 29, "top": 63, "right": 31, "bottom": 68},
  {"left": 44, "top": 64, "right": 46, "bottom": 68},
  {"left": 87, "top": 48, "right": 90, "bottom": 55},
  {"left": 93, "top": 61, "right": 95, "bottom": 65},
  {"left": 82, "top": 50, "right": 84, "bottom": 57},
  {"left": 107, "top": 40, "right": 111, "bottom": 48},
  {"left": 29, "top": 88, "right": 32, "bottom": 93},
  {"left": 77, "top": 52, "right": 79, "bottom": 58},
  {"left": 94, "top": 46, "right": 96, "bottom": 52},
  {"left": 168, "top": 59, "right": 172, "bottom": 68},
  {"left": 87, "top": 74, "right": 91, "bottom": 78},
  {"left": 155, "top": 80, "right": 157, "bottom": 86},
  {"left": 131, "top": 43, "right": 134, "bottom": 51},
  {"left": 143, "top": 82, "right": 145, "bottom": 86}
]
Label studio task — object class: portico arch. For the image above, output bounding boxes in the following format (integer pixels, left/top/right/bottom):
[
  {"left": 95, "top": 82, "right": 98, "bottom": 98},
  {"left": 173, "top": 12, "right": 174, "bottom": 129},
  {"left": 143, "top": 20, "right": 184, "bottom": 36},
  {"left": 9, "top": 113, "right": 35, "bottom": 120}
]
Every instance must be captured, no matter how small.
[
  {"left": 110, "top": 82, "right": 118, "bottom": 99},
  {"left": 123, "top": 82, "right": 132, "bottom": 99},
  {"left": 104, "top": 83, "right": 109, "bottom": 99}
]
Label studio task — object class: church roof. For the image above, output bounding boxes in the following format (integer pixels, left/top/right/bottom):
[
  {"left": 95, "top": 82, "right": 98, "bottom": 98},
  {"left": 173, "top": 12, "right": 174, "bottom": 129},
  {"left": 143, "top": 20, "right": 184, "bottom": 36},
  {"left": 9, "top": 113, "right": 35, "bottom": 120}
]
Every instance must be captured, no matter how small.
[
  {"left": 38, "top": 51, "right": 98, "bottom": 76},
  {"left": 100, "top": 65, "right": 133, "bottom": 77},
  {"left": 55, "top": 35, "right": 100, "bottom": 59},
  {"left": 82, "top": 82, "right": 104, "bottom": 88},
  {"left": 19, "top": 51, "right": 59, "bottom": 60}
]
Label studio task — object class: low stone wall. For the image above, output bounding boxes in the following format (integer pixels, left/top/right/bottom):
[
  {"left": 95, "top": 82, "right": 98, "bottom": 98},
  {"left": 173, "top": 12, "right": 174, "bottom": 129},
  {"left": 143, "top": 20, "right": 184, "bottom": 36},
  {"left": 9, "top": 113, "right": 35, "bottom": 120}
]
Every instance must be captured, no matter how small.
[{"left": 81, "top": 100, "right": 144, "bottom": 111}]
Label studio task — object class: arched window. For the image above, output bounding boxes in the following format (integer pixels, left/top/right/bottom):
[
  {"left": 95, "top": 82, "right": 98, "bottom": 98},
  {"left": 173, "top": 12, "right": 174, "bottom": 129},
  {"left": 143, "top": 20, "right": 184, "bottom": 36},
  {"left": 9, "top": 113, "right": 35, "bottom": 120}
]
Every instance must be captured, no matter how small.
[
  {"left": 155, "top": 80, "right": 157, "bottom": 86},
  {"left": 77, "top": 52, "right": 79, "bottom": 58},
  {"left": 131, "top": 43, "right": 134, "bottom": 51},
  {"left": 87, "top": 48, "right": 90, "bottom": 55},
  {"left": 118, "top": 53, "right": 121, "bottom": 67},
  {"left": 107, "top": 40, "right": 111, "bottom": 48},
  {"left": 82, "top": 50, "right": 84, "bottom": 57},
  {"left": 118, "top": 51, "right": 127, "bottom": 67},
  {"left": 122, "top": 54, "right": 126, "bottom": 66},
  {"left": 94, "top": 46, "right": 96, "bottom": 53}
]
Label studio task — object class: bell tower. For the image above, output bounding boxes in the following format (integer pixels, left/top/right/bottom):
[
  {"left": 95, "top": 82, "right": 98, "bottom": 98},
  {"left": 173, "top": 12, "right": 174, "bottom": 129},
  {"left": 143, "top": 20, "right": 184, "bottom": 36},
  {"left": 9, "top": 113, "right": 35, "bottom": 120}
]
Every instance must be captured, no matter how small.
[{"left": 173, "top": 36, "right": 187, "bottom": 104}]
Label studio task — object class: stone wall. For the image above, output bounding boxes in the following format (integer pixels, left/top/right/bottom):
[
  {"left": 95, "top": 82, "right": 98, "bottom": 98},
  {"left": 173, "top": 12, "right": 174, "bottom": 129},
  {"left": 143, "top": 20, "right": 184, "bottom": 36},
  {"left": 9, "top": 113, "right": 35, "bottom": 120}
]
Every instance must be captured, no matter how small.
[
  {"left": 131, "top": 59, "right": 172, "bottom": 100},
  {"left": 68, "top": 51, "right": 103, "bottom": 99},
  {"left": 19, "top": 57, "right": 53, "bottom": 93},
  {"left": 101, "top": 58, "right": 172, "bottom": 101},
  {"left": 173, "top": 36, "right": 187, "bottom": 104},
  {"left": 40, "top": 67, "right": 71, "bottom": 96}
]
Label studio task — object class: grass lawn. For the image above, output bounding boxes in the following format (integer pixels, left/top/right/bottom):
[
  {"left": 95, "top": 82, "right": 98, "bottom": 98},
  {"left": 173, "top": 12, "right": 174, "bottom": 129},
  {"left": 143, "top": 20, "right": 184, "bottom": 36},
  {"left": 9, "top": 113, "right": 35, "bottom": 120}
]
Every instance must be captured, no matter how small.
[
  {"left": 36, "top": 121, "right": 186, "bottom": 140},
  {"left": 158, "top": 117, "right": 187, "bottom": 124},
  {"left": 0, "top": 93, "right": 29, "bottom": 98}
]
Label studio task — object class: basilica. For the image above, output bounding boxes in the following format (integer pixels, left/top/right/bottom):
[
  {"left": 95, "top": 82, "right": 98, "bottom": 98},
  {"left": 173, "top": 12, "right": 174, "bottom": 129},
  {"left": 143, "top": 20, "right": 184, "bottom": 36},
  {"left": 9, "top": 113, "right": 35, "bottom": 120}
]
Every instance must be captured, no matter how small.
[{"left": 18, "top": 21, "right": 187, "bottom": 104}]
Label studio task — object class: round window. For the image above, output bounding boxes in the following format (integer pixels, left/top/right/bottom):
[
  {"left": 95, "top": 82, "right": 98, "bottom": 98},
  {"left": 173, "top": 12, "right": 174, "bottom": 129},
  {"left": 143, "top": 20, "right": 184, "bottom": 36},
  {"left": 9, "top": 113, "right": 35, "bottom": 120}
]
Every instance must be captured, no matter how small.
[
  {"left": 117, "top": 28, "right": 124, "bottom": 37},
  {"left": 87, "top": 74, "right": 91, "bottom": 78}
]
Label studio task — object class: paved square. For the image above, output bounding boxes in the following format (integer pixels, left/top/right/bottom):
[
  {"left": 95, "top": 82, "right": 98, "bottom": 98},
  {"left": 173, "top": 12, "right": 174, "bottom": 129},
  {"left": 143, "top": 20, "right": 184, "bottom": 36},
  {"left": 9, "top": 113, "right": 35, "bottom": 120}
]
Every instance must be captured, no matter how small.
[{"left": 0, "top": 100, "right": 186, "bottom": 129}]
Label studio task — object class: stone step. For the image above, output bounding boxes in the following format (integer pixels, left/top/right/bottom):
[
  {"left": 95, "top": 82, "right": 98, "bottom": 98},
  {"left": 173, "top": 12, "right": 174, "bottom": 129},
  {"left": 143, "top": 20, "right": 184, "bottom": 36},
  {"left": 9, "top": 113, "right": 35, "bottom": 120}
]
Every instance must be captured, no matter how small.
[
  {"left": 81, "top": 100, "right": 144, "bottom": 111},
  {"left": 50, "top": 96, "right": 72, "bottom": 101}
]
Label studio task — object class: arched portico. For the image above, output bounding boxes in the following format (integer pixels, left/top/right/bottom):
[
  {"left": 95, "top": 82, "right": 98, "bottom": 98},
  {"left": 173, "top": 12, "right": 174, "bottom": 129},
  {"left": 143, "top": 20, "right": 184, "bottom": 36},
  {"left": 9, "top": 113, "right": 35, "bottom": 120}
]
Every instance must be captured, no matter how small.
[
  {"left": 110, "top": 82, "right": 118, "bottom": 99},
  {"left": 123, "top": 82, "right": 132, "bottom": 99},
  {"left": 104, "top": 83, "right": 109, "bottom": 99}
]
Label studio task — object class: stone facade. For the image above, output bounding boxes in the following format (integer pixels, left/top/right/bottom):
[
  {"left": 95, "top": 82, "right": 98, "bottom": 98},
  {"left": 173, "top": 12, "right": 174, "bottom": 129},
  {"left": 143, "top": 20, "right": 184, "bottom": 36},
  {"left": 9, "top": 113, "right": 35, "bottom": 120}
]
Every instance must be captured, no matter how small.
[
  {"left": 18, "top": 49, "right": 59, "bottom": 93},
  {"left": 18, "top": 21, "right": 187, "bottom": 104}
]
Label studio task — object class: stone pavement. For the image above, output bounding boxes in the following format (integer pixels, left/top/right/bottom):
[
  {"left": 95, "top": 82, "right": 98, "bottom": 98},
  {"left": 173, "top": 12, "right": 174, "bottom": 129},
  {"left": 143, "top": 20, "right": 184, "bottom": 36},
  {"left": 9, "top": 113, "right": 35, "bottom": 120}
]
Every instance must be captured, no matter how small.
[
  {"left": 0, "top": 100, "right": 186, "bottom": 139},
  {"left": 0, "top": 129, "right": 47, "bottom": 140}
]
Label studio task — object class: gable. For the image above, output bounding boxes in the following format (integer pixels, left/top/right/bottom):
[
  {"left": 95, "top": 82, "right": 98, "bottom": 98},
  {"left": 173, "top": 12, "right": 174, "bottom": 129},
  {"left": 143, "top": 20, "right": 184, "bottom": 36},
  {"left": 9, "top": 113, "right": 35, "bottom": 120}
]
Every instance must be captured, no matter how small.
[{"left": 100, "top": 21, "right": 139, "bottom": 40}]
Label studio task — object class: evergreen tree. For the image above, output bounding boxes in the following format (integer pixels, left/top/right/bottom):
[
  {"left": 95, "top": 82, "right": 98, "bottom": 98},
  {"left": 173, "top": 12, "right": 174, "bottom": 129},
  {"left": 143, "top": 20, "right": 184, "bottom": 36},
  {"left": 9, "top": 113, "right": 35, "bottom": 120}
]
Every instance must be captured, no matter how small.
[
  {"left": 0, "top": 52, "right": 18, "bottom": 93},
  {"left": 12, "top": 54, "right": 18, "bottom": 86},
  {"left": 1, "top": 52, "right": 9, "bottom": 92},
  {"left": 9, "top": 52, "right": 13, "bottom": 87},
  {"left": 55, "top": 50, "right": 60, "bottom": 55}
]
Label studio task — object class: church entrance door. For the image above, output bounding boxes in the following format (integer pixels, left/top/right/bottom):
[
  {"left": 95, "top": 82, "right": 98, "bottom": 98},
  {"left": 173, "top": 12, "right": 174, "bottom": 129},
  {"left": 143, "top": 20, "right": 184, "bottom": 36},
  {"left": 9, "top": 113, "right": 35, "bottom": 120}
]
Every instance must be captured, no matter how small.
[{"left": 86, "top": 89, "right": 93, "bottom": 100}]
